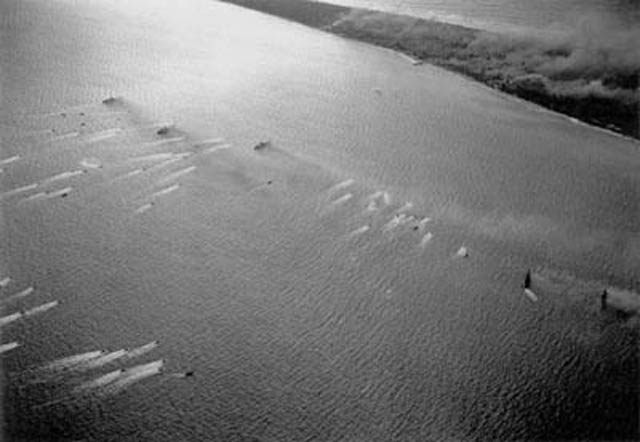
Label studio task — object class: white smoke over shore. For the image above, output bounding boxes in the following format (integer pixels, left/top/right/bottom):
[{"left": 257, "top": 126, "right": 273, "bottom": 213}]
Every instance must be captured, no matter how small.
[{"left": 470, "top": 11, "right": 639, "bottom": 101}]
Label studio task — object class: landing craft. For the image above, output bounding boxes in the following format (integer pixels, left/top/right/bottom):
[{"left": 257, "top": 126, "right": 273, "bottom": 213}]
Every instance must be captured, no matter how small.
[
  {"left": 456, "top": 246, "right": 469, "bottom": 258},
  {"left": 156, "top": 126, "right": 171, "bottom": 135},
  {"left": 522, "top": 270, "right": 531, "bottom": 289},
  {"left": 253, "top": 140, "right": 271, "bottom": 151}
]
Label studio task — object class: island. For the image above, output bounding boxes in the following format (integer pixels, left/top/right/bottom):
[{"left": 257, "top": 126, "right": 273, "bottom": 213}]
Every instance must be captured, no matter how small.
[{"left": 219, "top": 0, "right": 639, "bottom": 140}]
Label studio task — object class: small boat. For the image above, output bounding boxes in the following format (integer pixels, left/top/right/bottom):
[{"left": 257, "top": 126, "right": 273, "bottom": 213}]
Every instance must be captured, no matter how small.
[
  {"left": 523, "top": 270, "right": 531, "bottom": 289},
  {"left": 102, "top": 96, "right": 118, "bottom": 105},
  {"left": 156, "top": 126, "right": 171, "bottom": 136},
  {"left": 456, "top": 246, "right": 469, "bottom": 258},
  {"left": 601, "top": 289, "right": 608, "bottom": 310},
  {"left": 253, "top": 140, "right": 271, "bottom": 151}
]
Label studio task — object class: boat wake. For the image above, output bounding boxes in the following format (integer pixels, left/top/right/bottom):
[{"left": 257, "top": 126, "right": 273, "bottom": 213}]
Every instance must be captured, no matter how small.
[
  {"left": 75, "top": 349, "right": 128, "bottom": 372},
  {"left": 0, "top": 312, "right": 23, "bottom": 327},
  {"left": 40, "top": 350, "right": 106, "bottom": 373},
  {"left": 72, "top": 369, "right": 123, "bottom": 394},
  {"left": 0, "top": 155, "right": 21, "bottom": 166},
  {"left": 157, "top": 166, "right": 196, "bottom": 184},
  {"left": 1, "top": 286, "right": 35, "bottom": 304},
  {"left": 150, "top": 184, "right": 180, "bottom": 199},
  {"left": 41, "top": 170, "right": 85, "bottom": 185},
  {"left": 80, "top": 158, "right": 103, "bottom": 169},
  {"left": 348, "top": 225, "right": 370, "bottom": 237},
  {"left": 0, "top": 342, "right": 20, "bottom": 354},
  {"left": 124, "top": 341, "right": 159, "bottom": 360},
  {"left": 329, "top": 178, "right": 355, "bottom": 193},
  {"left": 330, "top": 193, "right": 353, "bottom": 207},
  {"left": 524, "top": 288, "right": 539, "bottom": 302},
  {"left": 24, "top": 300, "right": 59, "bottom": 317},
  {"left": 98, "top": 359, "right": 164, "bottom": 396},
  {"left": 134, "top": 203, "right": 154, "bottom": 214},
  {"left": 419, "top": 232, "right": 434, "bottom": 248},
  {"left": 0, "top": 183, "right": 39, "bottom": 200}
]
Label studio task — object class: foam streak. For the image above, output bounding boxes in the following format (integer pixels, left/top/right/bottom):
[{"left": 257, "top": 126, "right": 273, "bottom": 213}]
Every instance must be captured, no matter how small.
[
  {"left": 100, "top": 360, "right": 164, "bottom": 396},
  {"left": 42, "top": 350, "right": 105, "bottom": 372},
  {"left": 24, "top": 300, "right": 59, "bottom": 317},
  {"left": 0, "top": 312, "right": 23, "bottom": 327},
  {"left": 0, "top": 342, "right": 20, "bottom": 354},
  {"left": 151, "top": 184, "right": 180, "bottom": 199},
  {"left": 0, "top": 155, "right": 20, "bottom": 166},
  {"left": 2, "top": 286, "right": 34, "bottom": 303}
]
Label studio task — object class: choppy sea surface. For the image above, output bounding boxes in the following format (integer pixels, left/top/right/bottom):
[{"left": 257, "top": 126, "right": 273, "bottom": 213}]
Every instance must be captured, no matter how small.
[{"left": 1, "top": 0, "right": 638, "bottom": 441}]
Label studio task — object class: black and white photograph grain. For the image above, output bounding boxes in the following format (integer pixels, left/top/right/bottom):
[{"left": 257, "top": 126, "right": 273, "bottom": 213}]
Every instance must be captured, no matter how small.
[{"left": 1, "top": 0, "right": 639, "bottom": 440}]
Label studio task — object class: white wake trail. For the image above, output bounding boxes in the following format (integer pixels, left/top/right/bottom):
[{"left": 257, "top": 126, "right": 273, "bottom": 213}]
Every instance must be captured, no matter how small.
[
  {"left": 0, "top": 312, "right": 23, "bottom": 327},
  {"left": 21, "top": 192, "right": 47, "bottom": 203},
  {"left": 0, "top": 342, "right": 20, "bottom": 354},
  {"left": 0, "top": 183, "right": 38, "bottom": 199},
  {"left": 141, "top": 137, "right": 184, "bottom": 149},
  {"left": 330, "top": 178, "right": 355, "bottom": 193},
  {"left": 419, "top": 232, "right": 434, "bottom": 248},
  {"left": 349, "top": 225, "right": 370, "bottom": 237},
  {"left": 383, "top": 214, "right": 412, "bottom": 232},
  {"left": 124, "top": 341, "right": 159, "bottom": 360},
  {"left": 2, "top": 286, "right": 34, "bottom": 303},
  {"left": 134, "top": 203, "right": 154, "bottom": 214},
  {"left": 158, "top": 166, "right": 196, "bottom": 184},
  {"left": 85, "top": 128, "right": 122, "bottom": 143},
  {"left": 42, "top": 170, "right": 85, "bottom": 185},
  {"left": 150, "top": 184, "right": 180, "bottom": 199},
  {"left": 50, "top": 131, "right": 80, "bottom": 142},
  {"left": 202, "top": 144, "right": 231, "bottom": 154},
  {"left": 418, "top": 217, "right": 432, "bottom": 230},
  {"left": 194, "top": 137, "right": 225, "bottom": 147},
  {"left": 0, "top": 155, "right": 20, "bottom": 166},
  {"left": 73, "top": 369, "right": 123, "bottom": 394},
  {"left": 24, "top": 300, "right": 59, "bottom": 317},
  {"left": 41, "top": 350, "right": 105, "bottom": 372},
  {"left": 524, "top": 288, "right": 539, "bottom": 302},
  {"left": 80, "top": 158, "right": 102, "bottom": 169},
  {"left": 100, "top": 360, "right": 164, "bottom": 396},
  {"left": 75, "top": 349, "right": 128, "bottom": 371},
  {"left": 330, "top": 193, "right": 353, "bottom": 207}
]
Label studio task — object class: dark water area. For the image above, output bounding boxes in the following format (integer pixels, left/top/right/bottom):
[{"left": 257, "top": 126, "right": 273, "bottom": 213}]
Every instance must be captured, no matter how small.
[{"left": 1, "top": 0, "right": 639, "bottom": 440}]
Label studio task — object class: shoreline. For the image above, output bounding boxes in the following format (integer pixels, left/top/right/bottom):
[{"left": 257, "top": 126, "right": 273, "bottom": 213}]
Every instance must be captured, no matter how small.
[{"left": 218, "top": 0, "right": 639, "bottom": 141}]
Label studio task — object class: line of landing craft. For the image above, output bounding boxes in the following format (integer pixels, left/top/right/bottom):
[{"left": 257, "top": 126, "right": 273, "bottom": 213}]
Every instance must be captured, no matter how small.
[
  {"left": 33, "top": 359, "right": 167, "bottom": 408},
  {"left": 0, "top": 300, "right": 59, "bottom": 328},
  {"left": 329, "top": 178, "right": 540, "bottom": 304},
  {"left": 23, "top": 341, "right": 160, "bottom": 379},
  {"left": 1, "top": 138, "right": 231, "bottom": 217},
  {"left": 328, "top": 181, "right": 435, "bottom": 247},
  {"left": 0, "top": 281, "right": 60, "bottom": 357}
]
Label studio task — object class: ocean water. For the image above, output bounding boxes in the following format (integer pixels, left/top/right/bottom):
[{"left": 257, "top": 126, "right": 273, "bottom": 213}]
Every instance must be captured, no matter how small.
[
  {"left": 1, "top": 0, "right": 639, "bottom": 441},
  {"left": 327, "top": 0, "right": 640, "bottom": 32}
]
